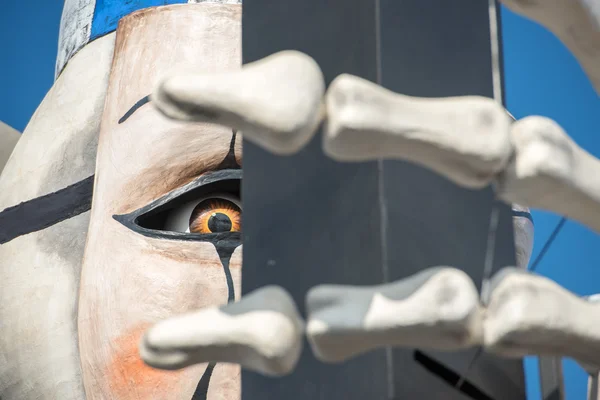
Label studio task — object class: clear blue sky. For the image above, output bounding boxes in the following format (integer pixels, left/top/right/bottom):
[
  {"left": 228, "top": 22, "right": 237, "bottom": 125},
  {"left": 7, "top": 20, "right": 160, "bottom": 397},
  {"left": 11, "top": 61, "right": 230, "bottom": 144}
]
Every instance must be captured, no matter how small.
[
  {"left": 1, "top": 3, "right": 599, "bottom": 399},
  {"left": 502, "top": 6, "right": 600, "bottom": 399}
]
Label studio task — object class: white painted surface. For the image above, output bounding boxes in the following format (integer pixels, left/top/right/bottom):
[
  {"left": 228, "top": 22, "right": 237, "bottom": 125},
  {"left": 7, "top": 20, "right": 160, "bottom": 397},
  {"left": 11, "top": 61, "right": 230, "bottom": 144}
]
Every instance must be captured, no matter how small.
[
  {"left": 512, "top": 204, "right": 534, "bottom": 269},
  {"left": 0, "top": 33, "right": 115, "bottom": 400},
  {"left": 78, "top": 6, "right": 244, "bottom": 399},
  {"left": 0, "top": 121, "right": 20, "bottom": 175}
]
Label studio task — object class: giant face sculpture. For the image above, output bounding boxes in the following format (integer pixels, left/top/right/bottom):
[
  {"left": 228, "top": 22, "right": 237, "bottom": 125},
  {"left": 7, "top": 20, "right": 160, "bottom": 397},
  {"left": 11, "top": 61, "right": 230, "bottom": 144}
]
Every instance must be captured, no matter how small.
[
  {"left": 78, "top": 5, "right": 242, "bottom": 399},
  {"left": 0, "top": 2, "right": 539, "bottom": 400},
  {"left": 0, "top": 3, "right": 242, "bottom": 400}
]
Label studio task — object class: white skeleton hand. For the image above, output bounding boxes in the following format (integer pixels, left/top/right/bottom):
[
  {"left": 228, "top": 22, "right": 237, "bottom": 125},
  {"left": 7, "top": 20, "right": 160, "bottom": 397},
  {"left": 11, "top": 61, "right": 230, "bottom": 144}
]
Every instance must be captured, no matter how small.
[
  {"left": 138, "top": 266, "right": 600, "bottom": 376},
  {"left": 144, "top": 51, "right": 600, "bottom": 375},
  {"left": 305, "top": 267, "right": 600, "bottom": 369},
  {"left": 306, "top": 267, "right": 483, "bottom": 363},
  {"left": 154, "top": 52, "right": 600, "bottom": 234}
]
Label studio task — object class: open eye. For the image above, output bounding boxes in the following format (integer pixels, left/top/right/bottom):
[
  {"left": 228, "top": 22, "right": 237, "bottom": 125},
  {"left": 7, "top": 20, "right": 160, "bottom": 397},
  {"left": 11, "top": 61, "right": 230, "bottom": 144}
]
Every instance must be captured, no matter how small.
[
  {"left": 113, "top": 169, "right": 242, "bottom": 240},
  {"left": 164, "top": 195, "right": 241, "bottom": 234}
]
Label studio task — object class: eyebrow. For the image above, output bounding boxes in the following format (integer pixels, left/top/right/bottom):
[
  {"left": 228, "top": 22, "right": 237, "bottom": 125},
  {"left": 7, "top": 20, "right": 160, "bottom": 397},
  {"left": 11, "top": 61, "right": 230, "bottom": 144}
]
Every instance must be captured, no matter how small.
[{"left": 118, "top": 95, "right": 150, "bottom": 124}]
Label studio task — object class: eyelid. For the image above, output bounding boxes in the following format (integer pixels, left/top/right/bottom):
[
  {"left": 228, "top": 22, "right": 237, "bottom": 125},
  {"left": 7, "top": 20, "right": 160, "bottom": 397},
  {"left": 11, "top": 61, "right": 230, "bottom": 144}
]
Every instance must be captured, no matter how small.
[{"left": 113, "top": 169, "right": 242, "bottom": 241}]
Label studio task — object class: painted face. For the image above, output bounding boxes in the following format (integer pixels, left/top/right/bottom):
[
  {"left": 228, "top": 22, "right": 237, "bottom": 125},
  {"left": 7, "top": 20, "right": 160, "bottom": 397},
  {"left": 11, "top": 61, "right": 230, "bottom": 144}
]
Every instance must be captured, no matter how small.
[
  {"left": 0, "top": 3, "right": 535, "bottom": 399},
  {"left": 77, "top": 5, "right": 242, "bottom": 399}
]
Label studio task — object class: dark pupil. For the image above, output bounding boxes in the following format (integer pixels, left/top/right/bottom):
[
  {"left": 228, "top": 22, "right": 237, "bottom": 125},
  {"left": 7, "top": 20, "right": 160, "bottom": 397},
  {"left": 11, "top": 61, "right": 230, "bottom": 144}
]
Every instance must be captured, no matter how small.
[{"left": 208, "top": 212, "right": 232, "bottom": 232}]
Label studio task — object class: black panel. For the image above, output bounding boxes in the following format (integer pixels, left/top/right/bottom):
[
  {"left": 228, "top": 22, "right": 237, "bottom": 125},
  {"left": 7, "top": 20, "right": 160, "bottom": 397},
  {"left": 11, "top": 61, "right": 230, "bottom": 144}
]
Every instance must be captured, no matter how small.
[
  {"left": 378, "top": 1, "right": 524, "bottom": 398},
  {"left": 242, "top": 0, "right": 525, "bottom": 399},
  {"left": 242, "top": 1, "right": 389, "bottom": 399}
]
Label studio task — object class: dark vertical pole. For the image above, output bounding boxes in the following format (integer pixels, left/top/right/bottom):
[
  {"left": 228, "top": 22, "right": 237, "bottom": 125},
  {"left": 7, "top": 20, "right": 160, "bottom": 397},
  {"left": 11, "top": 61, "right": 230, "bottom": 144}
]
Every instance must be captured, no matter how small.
[
  {"left": 242, "top": 1, "right": 525, "bottom": 399},
  {"left": 379, "top": 1, "right": 524, "bottom": 399},
  {"left": 242, "top": 1, "right": 389, "bottom": 398},
  {"left": 538, "top": 357, "right": 564, "bottom": 400}
]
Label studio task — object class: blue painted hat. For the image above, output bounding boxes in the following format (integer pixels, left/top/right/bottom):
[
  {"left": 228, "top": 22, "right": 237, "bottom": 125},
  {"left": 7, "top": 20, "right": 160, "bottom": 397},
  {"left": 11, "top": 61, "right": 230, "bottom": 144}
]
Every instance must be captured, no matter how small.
[{"left": 56, "top": 0, "right": 241, "bottom": 79}]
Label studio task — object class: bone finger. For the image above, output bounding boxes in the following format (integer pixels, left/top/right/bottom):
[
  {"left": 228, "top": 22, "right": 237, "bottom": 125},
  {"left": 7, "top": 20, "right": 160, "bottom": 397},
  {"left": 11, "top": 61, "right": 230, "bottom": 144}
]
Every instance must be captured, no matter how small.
[
  {"left": 498, "top": 0, "right": 600, "bottom": 94},
  {"left": 152, "top": 50, "right": 325, "bottom": 155},
  {"left": 306, "top": 267, "right": 482, "bottom": 363},
  {"left": 323, "top": 74, "right": 512, "bottom": 189},
  {"left": 484, "top": 267, "right": 600, "bottom": 367},
  {"left": 497, "top": 116, "right": 600, "bottom": 234},
  {"left": 140, "top": 285, "right": 304, "bottom": 377}
]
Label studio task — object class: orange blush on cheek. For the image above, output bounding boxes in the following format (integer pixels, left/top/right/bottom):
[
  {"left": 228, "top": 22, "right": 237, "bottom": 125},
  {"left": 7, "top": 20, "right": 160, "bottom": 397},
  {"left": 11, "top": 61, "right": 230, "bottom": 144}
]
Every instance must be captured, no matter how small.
[{"left": 107, "top": 323, "right": 188, "bottom": 398}]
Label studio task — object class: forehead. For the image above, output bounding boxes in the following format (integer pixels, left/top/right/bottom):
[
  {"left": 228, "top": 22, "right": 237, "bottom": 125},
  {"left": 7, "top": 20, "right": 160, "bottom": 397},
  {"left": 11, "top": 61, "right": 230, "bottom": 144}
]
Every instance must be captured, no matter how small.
[
  {"left": 108, "top": 105, "right": 237, "bottom": 212},
  {"left": 95, "top": 4, "right": 241, "bottom": 212},
  {"left": 104, "top": 5, "right": 241, "bottom": 123}
]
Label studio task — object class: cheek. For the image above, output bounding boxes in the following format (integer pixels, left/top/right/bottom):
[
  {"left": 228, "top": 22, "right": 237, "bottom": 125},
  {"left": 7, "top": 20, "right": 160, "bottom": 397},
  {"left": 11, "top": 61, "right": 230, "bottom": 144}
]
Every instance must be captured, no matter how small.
[
  {"left": 99, "top": 246, "right": 243, "bottom": 398},
  {"left": 107, "top": 323, "right": 190, "bottom": 398},
  {"left": 207, "top": 363, "right": 241, "bottom": 400}
]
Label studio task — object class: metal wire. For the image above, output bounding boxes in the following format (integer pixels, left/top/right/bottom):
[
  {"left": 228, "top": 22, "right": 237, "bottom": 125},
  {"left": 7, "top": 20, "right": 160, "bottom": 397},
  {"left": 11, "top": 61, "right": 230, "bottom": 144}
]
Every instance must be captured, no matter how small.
[{"left": 530, "top": 217, "right": 567, "bottom": 272}]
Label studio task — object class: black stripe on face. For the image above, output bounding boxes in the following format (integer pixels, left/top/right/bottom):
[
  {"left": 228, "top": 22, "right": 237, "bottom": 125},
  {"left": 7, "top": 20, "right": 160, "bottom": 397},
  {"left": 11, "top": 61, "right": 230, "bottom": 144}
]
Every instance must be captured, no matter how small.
[
  {"left": 192, "top": 362, "right": 216, "bottom": 400},
  {"left": 512, "top": 210, "right": 534, "bottom": 225},
  {"left": 0, "top": 175, "right": 94, "bottom": 245}
]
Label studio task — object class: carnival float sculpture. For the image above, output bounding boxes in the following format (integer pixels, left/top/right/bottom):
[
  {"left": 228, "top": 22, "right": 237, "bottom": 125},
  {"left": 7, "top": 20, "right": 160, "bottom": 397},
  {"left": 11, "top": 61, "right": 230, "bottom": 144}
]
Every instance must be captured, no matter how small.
[{"left": 0, "top": 0, "right": 599, "bottom": 399}]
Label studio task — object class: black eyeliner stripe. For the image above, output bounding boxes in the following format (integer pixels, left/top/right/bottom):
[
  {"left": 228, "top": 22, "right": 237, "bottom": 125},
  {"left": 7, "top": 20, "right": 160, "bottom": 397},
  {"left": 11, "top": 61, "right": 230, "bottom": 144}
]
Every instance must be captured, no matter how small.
[
  {"left": 191, "top": 245, "right": 236, "bottom": 399},
  {"left": 216, "top": 130, "right": 241, "bottom": 170},
  {"left": 192, "top": 228, "right": 238, "bottom": 398},
  {"left": 192, "top": 362, "right": 216, "bottom": 400},
  {"left": 512, "top": 210, "right": 534, "bottom": 224},
  {"left": 118, "top": 95, "right": 150, "bottom": 124},
  {"left": 0, "top": 175, "right": 94, "bottom": 245},
  {"left": 113, "top": 169, "right": 242, "bottom": 227},
  {"left": 216, "top": 246, "right": 236, "bottom": 303}
]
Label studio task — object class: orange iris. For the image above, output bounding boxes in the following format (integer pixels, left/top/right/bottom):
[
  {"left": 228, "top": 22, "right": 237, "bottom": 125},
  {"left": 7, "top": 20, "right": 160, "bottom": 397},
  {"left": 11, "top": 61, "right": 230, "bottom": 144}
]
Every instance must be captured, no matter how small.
[{"left": 189, "top": 198, "right": 241, "bottom": 234}]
